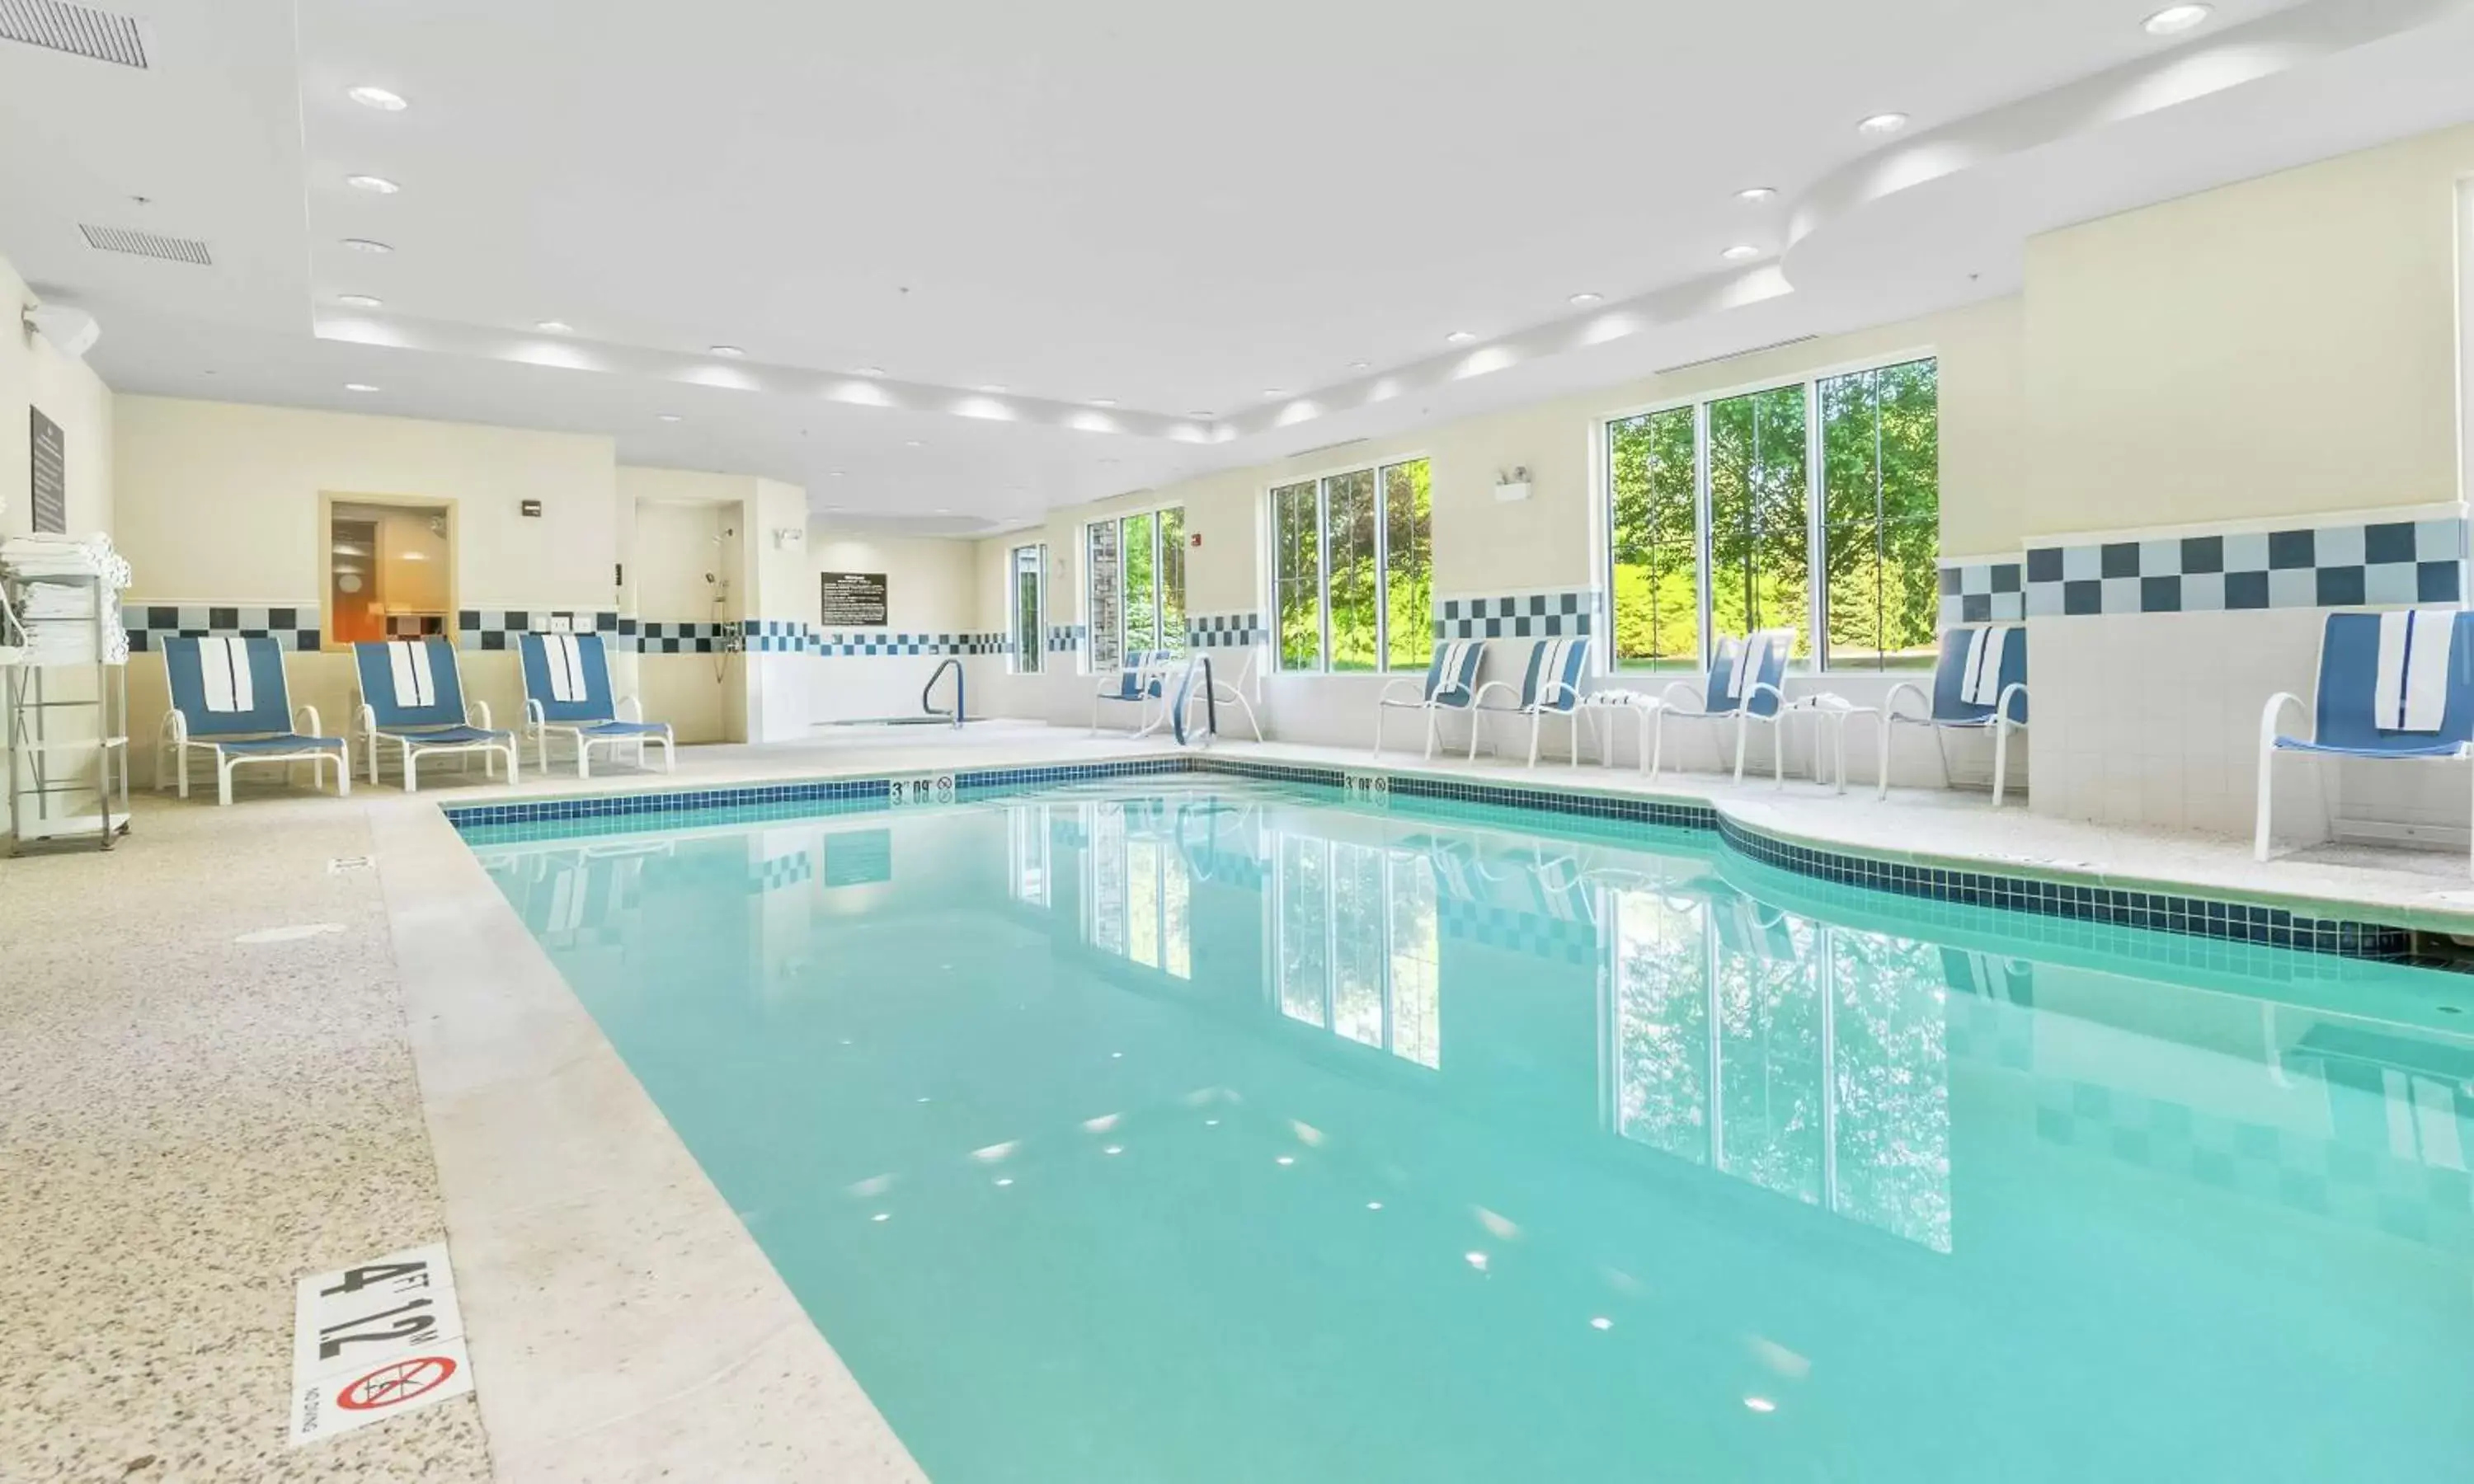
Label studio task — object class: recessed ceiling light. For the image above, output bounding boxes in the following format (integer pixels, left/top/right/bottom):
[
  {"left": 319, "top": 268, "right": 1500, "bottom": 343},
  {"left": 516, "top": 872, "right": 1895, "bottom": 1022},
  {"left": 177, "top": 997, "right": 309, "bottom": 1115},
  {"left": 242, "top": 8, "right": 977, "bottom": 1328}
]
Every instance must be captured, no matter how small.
[
  {"left": 346, "top": 174, "right": 400, "bottom": 195},
  {"left": 903, "top": 439, "right": 924, "bottom": 448},
  {"left": 978, "top": 384, "right": 1007, "bottom": 394},
  {"left": 2142, "top": 3, "right": 2211, "bottom": 34},
  {"left": 336, "top": 294, "right": 382, "bottom": 308},
  {"left": 341, "top": 238, "right": 393, "bottom": 253},
  {"left": 1188, "top": 410, "right": 1216, "bottom": 419},
  {"left": 1736, "top": 186, "right": 1778, "bottom": 203},
  {"left": 656, "top": 413, "right": 682, "bottom": 422},
  {"left": 1857, "top": 112, "right": 1909, "bottom": 137},
  {"left": 854, "top": 365, "right": 885, "bottom": 377},
  {"left": 1090, "top": 397, "right": 1117, "bottom": 407},
  {"left": 344, "top": 383, "right": 379, "bottom": 392},
  {"left": 535, "top": 320, "right": 572, "bottom": 333},
  {"left": 829, "top": 468, "right": 845, "bottom": 477},
  {"left": 1262, "top": 389, "right": 1285, "bottom": 399},
  {"left": 1445, "top": 330, "right": 1475, "bottom": 344},
  {"left": 709, "top": 345, "right": 745, "bottom": 358},
  {"left": 1722, "top": 244, "right": 1762, "bottom": 261},
  {"left": 1348, "top": 360, "right": 1371, "bottom": 371},
  {"left": 1568, "top": 292, "right": 1602, "bottom": 306},
  {"left": 934, "top": 507, "right": 952, "bottom": 514},
  {"left": 347, "top": 86, "right": 407, "bottom": 111}
]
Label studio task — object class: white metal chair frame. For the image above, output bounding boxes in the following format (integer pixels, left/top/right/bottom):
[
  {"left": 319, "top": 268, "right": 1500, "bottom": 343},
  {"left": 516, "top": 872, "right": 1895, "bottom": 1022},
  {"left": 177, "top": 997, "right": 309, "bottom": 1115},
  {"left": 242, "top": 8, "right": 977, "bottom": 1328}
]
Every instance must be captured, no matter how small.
[
  {"left": 355, "top": 695, "right": 520, "bottom": 794},
  {"left": 1468, "top": 641, "right": 1592, "bottom": 768},
  {"left": 1091, "top": 654, "right": 1174, "bottom": 736},
  {"left": 1877, "top": 648, "right": 2028, "bottom": 807},
  {"left": 1176, "top": 648, "right": 1264, "bottom": 744},
  {"left": 1642, "top": 629, "right": 1795, "bottom": 784},
  {"left": 156, "top": 704, "right": 351, "bottom": 807},
  {"left": 1373, "top": 641, "right": 1484, "bottom": 760},
  {"left": 521, "top": 695, "right": 675, "bottom": 780}
]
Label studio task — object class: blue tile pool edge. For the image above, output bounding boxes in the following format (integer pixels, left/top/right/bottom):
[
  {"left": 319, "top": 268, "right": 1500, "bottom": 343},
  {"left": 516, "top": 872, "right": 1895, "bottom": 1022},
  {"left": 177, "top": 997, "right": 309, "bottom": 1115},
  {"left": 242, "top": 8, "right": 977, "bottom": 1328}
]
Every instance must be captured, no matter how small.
[{"left": 441, "top": 753, "right": 2448, "bottom": 964}]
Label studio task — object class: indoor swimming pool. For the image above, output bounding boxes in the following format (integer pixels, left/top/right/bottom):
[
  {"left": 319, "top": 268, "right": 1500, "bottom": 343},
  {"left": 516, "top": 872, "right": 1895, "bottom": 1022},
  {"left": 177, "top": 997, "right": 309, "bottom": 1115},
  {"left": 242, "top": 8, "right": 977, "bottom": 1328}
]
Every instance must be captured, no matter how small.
[{"left": 464, "top": 779, "right": 2474, "bottom": 1482}]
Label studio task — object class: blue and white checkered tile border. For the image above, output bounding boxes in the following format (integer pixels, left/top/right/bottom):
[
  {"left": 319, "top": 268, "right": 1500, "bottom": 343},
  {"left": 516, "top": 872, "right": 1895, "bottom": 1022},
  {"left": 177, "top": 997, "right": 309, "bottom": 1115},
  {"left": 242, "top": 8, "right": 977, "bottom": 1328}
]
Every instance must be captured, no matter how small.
[
  {"left": 1047, "top": 623, "right": 1086, "bottom": 655},
  {"left": 1434, "top": 588, "right": 1602, "bottom": 641},
  {"left": 122, "top": 601, "right": 322, "bottom": 652},
  {"left": 812, "top": 631, "right": 1005, "bottom": 657},
  {"left": 1938, "top": 558, "right": 2024, "bottom": 627},
  {"left": 2024, "top": 515, "right": 2468, "bottom": 617},
  {"left": 457, "top": 609, "right": 623, "bottom": 651},
  {"left": 1188, "top": 613, "right": 1264, "bottom": 649},
  {"left": 444, "top": 754, "right": 2443, "bottom": 965},
  {"left": 737, "top": 619, "right": 806, "bottom": 654}
]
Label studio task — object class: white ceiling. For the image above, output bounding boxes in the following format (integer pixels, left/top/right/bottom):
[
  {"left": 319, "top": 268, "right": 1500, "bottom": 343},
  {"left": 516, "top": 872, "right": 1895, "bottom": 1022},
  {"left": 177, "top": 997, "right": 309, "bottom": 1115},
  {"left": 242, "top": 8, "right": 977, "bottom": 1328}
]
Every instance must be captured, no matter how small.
[{"left": 3, "top": 0, "right": 2471, "bottom": 526}]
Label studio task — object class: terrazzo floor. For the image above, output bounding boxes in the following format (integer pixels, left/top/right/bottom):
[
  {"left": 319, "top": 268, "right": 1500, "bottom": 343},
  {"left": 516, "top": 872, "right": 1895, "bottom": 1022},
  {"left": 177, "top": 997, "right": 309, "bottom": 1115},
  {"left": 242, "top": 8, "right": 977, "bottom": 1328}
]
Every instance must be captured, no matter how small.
[{"left": 7, "top": 718, "right": 2471, "bottom": 1482}]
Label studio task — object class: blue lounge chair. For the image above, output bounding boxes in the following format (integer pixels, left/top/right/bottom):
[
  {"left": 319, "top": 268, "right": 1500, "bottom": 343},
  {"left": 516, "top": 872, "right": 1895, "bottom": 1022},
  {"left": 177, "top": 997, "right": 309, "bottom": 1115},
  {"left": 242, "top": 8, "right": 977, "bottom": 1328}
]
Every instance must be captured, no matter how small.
[
  {"left": 1878, "top": 624, "right": 2028, "bottom": 806},
  {"left": 2256, "top": 608, "right": 2474, "bottom": 871},
  {"left": 1470, "top": 636, "right": 1593, "bottom": 767},
  {"left": 1644, "top": 627, "right": 1794, "bottom": 782},
  {"left": 155, "top": 636, "right": 350, "bottom": 805},
  {"left": 1091, "top": 650, "right": 1168, "bottom": 735},
  {"left": 1373, "top": 639, "right": 1484, "bottom": 758},
  {"left": 351, "top": 638, "right": 520, "bottom": 793},
  {"left": 518, "top": 632, "right": 674, "bottom": 778}
]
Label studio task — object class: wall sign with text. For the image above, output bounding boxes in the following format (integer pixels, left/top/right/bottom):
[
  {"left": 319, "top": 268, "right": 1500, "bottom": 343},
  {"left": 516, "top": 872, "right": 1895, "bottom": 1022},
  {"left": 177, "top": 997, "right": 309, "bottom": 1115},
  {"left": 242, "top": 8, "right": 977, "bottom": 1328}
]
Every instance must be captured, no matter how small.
[
  {"left": 820, "top": 571, "right": 889, "bottom": 627},
  {"left": 29, "top": 407, "right": 66, "bottom": 534}
]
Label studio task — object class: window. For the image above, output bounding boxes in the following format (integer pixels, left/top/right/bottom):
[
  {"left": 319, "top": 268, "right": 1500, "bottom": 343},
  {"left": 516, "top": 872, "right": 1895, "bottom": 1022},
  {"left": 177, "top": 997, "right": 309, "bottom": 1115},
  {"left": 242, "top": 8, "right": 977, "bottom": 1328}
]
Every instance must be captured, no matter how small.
[
  {"left": 1087, "top": 506, "right": 1185, "bottom": 670},
  {"left": 1607, "top": 407, "right": 1700, "bottom": 671},
  {"left": 1605, "top": 357, "right": 1938, "bottom": 673},
  {"left": 1270, "top": 456, "right": 1432, "bottom": 672},
  {"left": 1008, "top": 803, "right": 1051, "bottom": 907},
  {"left": 327, "top": 497, "right": 453, "bottom": 646},
  {"left": 1821, "top": 359, "right": 1940, "bottom": 669},
  {"left": 1008, "top": 544, "right": 1045, "bottom": 674}
]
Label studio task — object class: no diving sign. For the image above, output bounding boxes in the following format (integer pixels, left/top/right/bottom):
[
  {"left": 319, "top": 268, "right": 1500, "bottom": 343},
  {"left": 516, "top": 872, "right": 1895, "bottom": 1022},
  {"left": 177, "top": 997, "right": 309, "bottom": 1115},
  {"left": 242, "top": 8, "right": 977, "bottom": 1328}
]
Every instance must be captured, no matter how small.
[{"left": 289, "top": 1242, "right": 474, "bottom": 1444}]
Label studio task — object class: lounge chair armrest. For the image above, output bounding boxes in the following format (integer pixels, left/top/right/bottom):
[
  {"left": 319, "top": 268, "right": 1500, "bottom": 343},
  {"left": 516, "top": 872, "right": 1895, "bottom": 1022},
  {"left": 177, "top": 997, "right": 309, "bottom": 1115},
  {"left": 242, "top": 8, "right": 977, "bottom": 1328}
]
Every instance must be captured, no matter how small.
[
  {"left": 615, "top": 694, "right": 643, "bottom": 722},
  {"left": 1656, "top": 681, "right": 1705, "bottom": 712},
  {"left": 294, "top": 704, "right": 322, "bottom": 738},
  {"left": 469, "top": 699, "right": 494, "bottom": 730},
  {"left": 1996, "top": 681, "right": 2029, "bottom": 726},
  {"left": 1742, "top": 680, "right": 1784, "bottom": 716},
  {"left": 1540, "top": 679, "right": 1583, "bottom": 711},
  {"left": 162, "top": 709, "right": 188, "bottom": 745},
  {"left": 524, "top": 697, "right": 546, "bottom": 726},
  {"left": 1376, "top": 677, "right": 1429, "bottom": 705},
  {"left": 356, "top": 702, "right": 377, "bottom": 736},
  {"left": 2259, "top": 692, "right": 2307, "bottom": 749},
  {"left": 1882, "top": 681, "right": 1933, "bottom": 723},
  {"left": 1470, "top": 679, "right": 1521, "bottom": 710}
]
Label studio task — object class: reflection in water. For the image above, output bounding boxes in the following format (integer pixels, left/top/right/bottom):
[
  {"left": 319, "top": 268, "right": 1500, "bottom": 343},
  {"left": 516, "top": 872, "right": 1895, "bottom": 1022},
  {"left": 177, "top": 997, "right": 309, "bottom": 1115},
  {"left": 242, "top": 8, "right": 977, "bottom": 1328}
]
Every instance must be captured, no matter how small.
[
  {"left": 1082, "top": 801, "right": 1192, "bottom": 979},
  {"left": 1609, "top": 885, "right": 1954, "bottom": 1252},
  {"left": 1009, "top": 803, "right": 1050, "bottom": 908},
  {"left": 1273, "top": 834, "right": 1441, "bottom": 1068}
]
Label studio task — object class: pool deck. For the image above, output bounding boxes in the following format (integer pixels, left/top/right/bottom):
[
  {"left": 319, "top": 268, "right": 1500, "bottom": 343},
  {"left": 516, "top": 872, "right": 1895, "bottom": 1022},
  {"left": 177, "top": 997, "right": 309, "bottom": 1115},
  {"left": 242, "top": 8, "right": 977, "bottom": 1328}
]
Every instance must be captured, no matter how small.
[{"left": 7, "top": 721, "right": 2472, "bottom": 1482}]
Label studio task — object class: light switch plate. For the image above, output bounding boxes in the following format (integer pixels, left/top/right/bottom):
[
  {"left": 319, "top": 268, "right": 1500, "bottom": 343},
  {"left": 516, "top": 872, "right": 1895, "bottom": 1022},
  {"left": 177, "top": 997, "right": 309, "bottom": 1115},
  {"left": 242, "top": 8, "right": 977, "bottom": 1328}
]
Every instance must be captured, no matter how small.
[{"left": 548, "top": 613, "right": 573, "bottom": 633}]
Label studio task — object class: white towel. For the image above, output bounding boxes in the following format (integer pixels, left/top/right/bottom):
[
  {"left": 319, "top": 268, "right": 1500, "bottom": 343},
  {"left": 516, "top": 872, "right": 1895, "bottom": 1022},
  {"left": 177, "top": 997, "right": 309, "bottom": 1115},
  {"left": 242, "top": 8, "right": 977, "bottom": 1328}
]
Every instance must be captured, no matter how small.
[
  {"left": 1432, "top": 640, "right": 1470, "bottom": 701},
  {"left": 199, "top": 636, "right": 253, "bottom": 713},
  {"left": 2373, "top": 609, "right": 2453, "bottom": 732},
  {"left": 387, "top": 641, "right": 437, "bottom": 710},
  {"left": 543, "top": 634, "right": 589, "bottom": 703},
  {"left": 1964, "top": 627, "right": 2010, "bottom": 707},
  {"left": 1711, "top": 637, "right": 1744, "bottom": 702}
]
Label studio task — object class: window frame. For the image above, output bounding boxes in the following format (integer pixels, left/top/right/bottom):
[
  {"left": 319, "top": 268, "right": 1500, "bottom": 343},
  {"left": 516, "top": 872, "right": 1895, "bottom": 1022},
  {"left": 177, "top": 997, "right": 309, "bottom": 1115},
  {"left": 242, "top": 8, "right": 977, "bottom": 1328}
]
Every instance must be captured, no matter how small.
[
  {"left": 1264, "top": 451, "right": 1434, "bottom": 674},
  {"left": 1007, "top": 542, "right": 1047, "bottom": 675},
  {"left": 1594, "top": 348, "right": 1938, "bottom": 675},
  {"left": 1081, "top": 501, "right": 1185, "bottom": 673}
]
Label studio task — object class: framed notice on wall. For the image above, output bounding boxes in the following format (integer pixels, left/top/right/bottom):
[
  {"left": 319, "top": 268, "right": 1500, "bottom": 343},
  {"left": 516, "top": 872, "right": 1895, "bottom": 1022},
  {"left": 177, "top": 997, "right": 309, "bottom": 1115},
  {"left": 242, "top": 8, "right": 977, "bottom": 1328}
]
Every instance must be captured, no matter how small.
[
  {"left": 820, "top": 571, "right": 889, "bottom": 627},
  {"left": 29, "top": 407, "right": 66, "bottom": 534}
]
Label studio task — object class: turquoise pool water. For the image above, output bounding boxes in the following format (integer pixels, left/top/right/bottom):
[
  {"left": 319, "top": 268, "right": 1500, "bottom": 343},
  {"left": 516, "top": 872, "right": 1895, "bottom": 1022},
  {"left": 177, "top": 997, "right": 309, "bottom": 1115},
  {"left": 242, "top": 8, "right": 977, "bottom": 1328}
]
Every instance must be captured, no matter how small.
[{"left": 470, "top": 780, "right": 2474, "bottom": 1482}]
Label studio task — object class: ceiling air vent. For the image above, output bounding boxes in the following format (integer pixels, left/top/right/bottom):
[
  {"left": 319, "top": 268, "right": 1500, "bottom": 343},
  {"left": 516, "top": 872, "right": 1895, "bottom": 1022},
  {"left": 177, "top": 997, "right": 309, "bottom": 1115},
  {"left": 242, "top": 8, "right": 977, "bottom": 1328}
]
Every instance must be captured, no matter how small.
[
  {"left": 79, "top": 224, "right": 211, "bottom": 265},
  {"left": 0, "top": 0, "right": 151, "bottom": 68}
]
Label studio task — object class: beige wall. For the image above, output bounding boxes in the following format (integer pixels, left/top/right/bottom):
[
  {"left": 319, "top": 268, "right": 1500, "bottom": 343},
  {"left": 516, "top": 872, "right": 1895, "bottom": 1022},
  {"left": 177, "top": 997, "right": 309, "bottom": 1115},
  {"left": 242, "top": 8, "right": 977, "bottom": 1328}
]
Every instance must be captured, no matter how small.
[
  {"left": 2024, "top": 123, "right": 2474, "bottom": 540},
  {"left": 116, "top": 396, "right": 618, "bottom": 608},
  {"left": 1, "top": 255, "right": 114, "bottom": 541}
]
